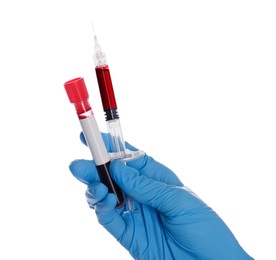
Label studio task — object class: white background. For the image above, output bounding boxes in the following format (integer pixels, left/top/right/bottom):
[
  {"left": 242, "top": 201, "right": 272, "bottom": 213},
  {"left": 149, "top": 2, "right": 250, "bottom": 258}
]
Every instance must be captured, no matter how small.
[{"left": 0, "top": 0, "right": 275, "bottom": 259}]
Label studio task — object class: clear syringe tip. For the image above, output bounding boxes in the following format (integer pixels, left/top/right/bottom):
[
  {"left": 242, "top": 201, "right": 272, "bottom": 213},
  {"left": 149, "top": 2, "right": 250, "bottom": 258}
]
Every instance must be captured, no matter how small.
[
  {"left": 94, "top": 35, "right": 102, "bottom": 53},
  {"left": 91, "top": 22, "right": 106, "bottom": 66}
]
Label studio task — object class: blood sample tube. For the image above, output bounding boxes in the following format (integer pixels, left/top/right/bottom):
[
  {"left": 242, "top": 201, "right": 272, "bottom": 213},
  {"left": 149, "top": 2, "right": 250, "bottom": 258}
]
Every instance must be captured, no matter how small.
[{"left": 64, "top": 77, "right": 124, "bottom": 208}]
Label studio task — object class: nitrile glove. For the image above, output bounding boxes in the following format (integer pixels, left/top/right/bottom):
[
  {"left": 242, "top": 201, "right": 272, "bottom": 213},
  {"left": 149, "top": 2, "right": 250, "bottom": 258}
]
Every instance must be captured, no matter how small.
[{"left": 69, "top": 134, "right": 253, "bottom": 260}]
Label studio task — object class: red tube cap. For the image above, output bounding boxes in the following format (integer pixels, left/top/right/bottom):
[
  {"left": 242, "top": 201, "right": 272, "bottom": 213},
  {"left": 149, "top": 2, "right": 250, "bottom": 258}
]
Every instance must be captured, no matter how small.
[{"left": 64, "top": 77, "right": 89, "bottom": 103}]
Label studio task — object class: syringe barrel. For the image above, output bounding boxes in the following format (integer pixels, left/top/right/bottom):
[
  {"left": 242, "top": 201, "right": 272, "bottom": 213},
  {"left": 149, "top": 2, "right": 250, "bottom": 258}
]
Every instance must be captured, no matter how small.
[
  {"left": 95, "top": 65, "right": 118, "bottom": 114},
  {"left": 64, "top": 77, "right": 125, "bottom": 208},
  {"left": 107, "top": 119, "right": 126, "bottom": 159},
  {"left": 95, "top": 65, "right": 127, "bottom": 157}
]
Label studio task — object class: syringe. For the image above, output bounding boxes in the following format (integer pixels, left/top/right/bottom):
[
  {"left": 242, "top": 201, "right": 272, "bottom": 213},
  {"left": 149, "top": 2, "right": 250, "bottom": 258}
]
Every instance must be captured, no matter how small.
[
  {"left": 92, "top": 32, "right": 144, "bottom": 162},
  {"left": 64, "top": 77, "right": 125, "bottom": 208}
]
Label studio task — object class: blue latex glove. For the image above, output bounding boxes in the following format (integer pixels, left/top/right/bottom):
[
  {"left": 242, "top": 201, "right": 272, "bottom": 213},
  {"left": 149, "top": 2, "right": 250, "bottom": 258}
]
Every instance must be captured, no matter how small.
[{"left": 69, "top": 133, "right": 253, "bottom": 260}]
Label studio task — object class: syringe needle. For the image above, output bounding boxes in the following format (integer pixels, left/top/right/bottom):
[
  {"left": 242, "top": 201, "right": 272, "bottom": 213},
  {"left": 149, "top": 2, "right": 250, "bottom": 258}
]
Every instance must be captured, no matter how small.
[
  {"left": 91, "top": 21, "right": 102, "bottom": 54},
  {"left": 91, "top": 20, "right": 96, "bottom": 35}
]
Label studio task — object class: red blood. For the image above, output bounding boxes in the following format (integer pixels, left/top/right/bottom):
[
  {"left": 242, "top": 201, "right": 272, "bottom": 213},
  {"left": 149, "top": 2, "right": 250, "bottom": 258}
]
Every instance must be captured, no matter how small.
[{"left": 95, "top": 65, "right": 117, "bottom": 110}]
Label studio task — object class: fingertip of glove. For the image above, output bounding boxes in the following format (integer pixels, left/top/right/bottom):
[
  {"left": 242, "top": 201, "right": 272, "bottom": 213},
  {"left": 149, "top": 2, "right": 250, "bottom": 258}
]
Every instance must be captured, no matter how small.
[
  {"left": 69, "top": 159, "right": 90, "bottom": 185},
  {"left": 111, "top": 158, "right": 123, "bottom": 165},
  {"left": 69, "top": 159, "right": 80, "bottom": 173},
  {"left": 79, "top": 132, "right": 87, "bottom": 145},
  {"left": 109, "top": 160, "right": 128, "bottom": 184},
  {"left": 110, "top": 159, "right": 125, "bottom": 171},
  {"left": 125, "top": 141, "right": 138, "bottom": 151},
  {"left": 110, "top": 160, "right": 141, "bottom": 191}
]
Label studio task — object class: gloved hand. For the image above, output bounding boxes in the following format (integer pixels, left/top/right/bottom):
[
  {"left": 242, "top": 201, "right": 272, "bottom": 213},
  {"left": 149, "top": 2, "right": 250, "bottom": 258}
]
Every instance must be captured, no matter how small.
[{"left": 69, "top": 133, "right": 253, "bottom": 260}]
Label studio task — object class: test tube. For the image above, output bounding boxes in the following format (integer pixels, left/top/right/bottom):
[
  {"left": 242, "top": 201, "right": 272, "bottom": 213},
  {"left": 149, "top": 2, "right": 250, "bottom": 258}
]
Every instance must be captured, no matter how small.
[{"left": 64, "top": 77, "right": 125, "bottom": 208}]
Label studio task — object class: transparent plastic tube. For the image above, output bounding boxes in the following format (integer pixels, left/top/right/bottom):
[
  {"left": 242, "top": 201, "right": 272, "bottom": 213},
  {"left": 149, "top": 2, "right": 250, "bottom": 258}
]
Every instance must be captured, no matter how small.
[{"left": 107, "top": 119, "right": 126, "bottom": 159}]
